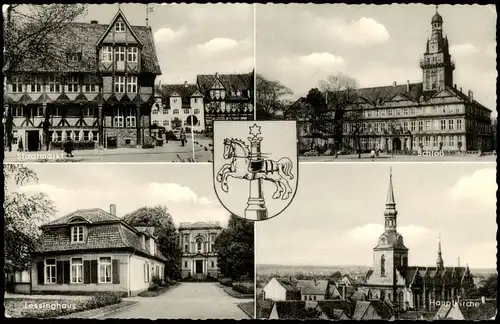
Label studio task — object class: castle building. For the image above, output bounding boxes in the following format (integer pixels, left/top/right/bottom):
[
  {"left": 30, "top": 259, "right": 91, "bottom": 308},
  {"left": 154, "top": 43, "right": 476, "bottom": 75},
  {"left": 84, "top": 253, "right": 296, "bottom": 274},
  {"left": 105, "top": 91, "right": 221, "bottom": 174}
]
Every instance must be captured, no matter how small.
[
  {"left": 196, "top": 71, "right": 255, "bottom": 132},
  {"left": 294, "top": 8, "right": 494, "bottom": 153},
  {"left": 151, "top": 82, "right": 205, "bottom": 132},
  {"left": 178, "top": 221, "right": 222, "bottom": 279},
  {"left": 357, "top": 169, "right": 474, "bottom": 312},
  {"left": 3, "top": 9, "right": 161, "bottom": 151}
]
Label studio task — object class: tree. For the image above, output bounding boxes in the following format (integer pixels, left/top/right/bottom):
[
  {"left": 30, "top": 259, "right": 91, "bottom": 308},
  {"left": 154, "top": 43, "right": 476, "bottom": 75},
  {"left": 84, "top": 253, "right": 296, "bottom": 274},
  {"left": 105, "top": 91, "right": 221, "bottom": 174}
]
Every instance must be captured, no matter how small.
[
  {"left": 329, "top": 271, "right": 343, "bottom": 282},
  {"left": 479, "top": 274, "right": 497, "bottom": 298},
  {"left": 318, "top": 73, "right": 362, "bottom": 156},
  {"left": 4, "top": 164, "right": 56, "bottom": 273},
  {"left": 122, "top": 205, "right": 183, "bottom": 280},
  {"left": 214, "top": 215, "right": 254, "bottom": 280},
  {"left": 256, "top": 74, "right": 293, "bottom": 119},
  {"left": 304, "top": 88, "right": 330, "bottom": 151}
]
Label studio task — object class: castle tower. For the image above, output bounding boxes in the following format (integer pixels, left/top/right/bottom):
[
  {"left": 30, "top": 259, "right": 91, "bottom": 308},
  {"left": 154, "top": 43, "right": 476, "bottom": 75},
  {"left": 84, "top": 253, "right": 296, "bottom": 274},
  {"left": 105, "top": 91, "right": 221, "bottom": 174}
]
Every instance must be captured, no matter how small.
[
  {"left": 420, "top": 6, "right": 455, "bottom": 91},
  {"left": 436, "top": 234, "right": 444, "bottom": 269}
]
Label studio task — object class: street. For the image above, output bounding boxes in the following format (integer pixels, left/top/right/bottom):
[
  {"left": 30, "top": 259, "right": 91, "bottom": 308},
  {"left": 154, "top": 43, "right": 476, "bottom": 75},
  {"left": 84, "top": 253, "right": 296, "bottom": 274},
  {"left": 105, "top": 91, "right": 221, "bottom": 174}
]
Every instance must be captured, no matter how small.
[{"left": 103, "top": 283, "right": 252, "bottom": 319}]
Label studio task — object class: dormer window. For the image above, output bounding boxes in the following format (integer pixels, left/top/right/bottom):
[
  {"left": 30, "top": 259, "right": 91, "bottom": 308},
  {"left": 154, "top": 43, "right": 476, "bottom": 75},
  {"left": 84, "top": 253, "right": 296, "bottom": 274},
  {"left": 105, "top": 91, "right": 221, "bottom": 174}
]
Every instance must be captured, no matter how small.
[
  {"left": 115, "top": 21, "right": 125, "bottom": 32},
  {"left": 71, "top": 226, "right": 85, "bottom": 243},
  {"left": 67, "top": 53, "right": 82, "bottom": 63}
]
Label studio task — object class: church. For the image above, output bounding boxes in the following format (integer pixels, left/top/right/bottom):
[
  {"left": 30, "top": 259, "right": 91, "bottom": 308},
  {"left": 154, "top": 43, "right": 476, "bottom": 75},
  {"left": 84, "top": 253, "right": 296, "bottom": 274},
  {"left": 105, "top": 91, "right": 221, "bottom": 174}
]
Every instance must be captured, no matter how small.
[{"left": 357, "top": 169, "right": 474, "bottom": 312}]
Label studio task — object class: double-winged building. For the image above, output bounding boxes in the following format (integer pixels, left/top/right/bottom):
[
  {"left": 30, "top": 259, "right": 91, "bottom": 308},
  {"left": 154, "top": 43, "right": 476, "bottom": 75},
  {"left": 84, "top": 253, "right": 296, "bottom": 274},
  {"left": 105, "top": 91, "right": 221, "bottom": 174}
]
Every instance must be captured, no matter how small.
[{"left": 3, "top": 9, "right": 161, "bottom": 151}]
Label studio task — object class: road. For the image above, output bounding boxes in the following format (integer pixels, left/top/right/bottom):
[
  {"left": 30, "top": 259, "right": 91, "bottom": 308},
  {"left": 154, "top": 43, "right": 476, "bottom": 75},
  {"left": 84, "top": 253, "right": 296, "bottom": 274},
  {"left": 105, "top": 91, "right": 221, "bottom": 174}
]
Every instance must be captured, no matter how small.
[{"left": 103, "top": 283, "right": 252, "bottom": 319}]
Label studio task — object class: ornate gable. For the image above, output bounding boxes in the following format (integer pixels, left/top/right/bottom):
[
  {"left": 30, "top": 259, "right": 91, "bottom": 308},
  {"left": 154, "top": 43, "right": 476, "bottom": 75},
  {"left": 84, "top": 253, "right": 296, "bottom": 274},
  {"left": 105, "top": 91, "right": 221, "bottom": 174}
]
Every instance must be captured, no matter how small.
[
  {"left": 433, "top": 89, "right": 455, "bottom": 98},
  {"left": 210, "top": 77, "right": 225, "bottom": 90},
  {"left": 191, "top": 90, "right": 204, "bottom": 98},
  {"left": 96, "top": 9, "right": 143, "bottom": 47},
  {"left": 390, "top": 94, "right": 412, "bottom": 102}
]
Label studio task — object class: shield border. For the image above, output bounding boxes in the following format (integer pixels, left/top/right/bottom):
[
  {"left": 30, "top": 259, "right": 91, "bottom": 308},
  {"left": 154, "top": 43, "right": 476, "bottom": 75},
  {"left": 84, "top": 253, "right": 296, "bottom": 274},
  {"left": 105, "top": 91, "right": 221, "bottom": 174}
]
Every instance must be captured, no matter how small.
[{"left": 212, "top": 120, "right": 300, "bottom": 222}]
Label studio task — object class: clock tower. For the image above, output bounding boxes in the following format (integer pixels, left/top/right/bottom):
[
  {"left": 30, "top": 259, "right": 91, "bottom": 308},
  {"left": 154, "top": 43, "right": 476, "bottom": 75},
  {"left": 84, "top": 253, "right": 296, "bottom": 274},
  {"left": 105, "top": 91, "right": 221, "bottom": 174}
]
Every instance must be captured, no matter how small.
[{"left": 420, "top": 6, "right": 455, "bottom": 91}]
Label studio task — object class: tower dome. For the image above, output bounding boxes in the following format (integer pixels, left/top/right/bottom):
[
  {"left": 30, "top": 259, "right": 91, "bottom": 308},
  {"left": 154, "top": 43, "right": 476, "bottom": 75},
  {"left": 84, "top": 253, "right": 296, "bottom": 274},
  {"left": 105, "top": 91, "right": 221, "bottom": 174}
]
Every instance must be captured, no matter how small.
[{"left": 432, "top": 6, "right": 443, "bottom": 24}]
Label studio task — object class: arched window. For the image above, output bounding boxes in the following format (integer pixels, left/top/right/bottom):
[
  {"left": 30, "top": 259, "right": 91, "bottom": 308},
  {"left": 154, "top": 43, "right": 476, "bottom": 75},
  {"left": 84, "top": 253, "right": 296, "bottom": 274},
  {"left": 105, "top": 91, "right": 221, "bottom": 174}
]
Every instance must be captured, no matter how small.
[
  {"left": 381, "top": 255, "right": 386, "bottom": 276},
  {"left": 196, "top": 237, "right": 203, "bottom": 253},
  {"left": 184, "top": 245, "right": 188, "bottom": 253},
  {"left": 380, "top": 290, "right": 385, "bottom": 300}
]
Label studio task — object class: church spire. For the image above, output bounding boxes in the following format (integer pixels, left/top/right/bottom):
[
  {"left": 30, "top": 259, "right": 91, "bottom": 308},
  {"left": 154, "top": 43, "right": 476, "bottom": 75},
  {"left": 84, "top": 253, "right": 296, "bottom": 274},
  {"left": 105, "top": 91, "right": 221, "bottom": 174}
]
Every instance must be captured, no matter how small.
[
  {"left": 436, "top": 233, "right": 444, "bottom": 269},
  {"left": 384, "top": 167, "right": 398, "bottom": 231}
]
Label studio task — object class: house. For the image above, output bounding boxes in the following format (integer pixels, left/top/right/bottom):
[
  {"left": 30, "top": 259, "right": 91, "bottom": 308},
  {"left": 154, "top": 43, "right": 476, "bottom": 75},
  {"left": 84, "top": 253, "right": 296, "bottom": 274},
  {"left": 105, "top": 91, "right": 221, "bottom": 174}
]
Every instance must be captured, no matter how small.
[
  {"left": 31, "top": 204, "right": 167, "bottom": 297},
  {"left": 351, "top": 300, "right": 394, "bottom": 320},
  {"left": 262, "top": 277, "right": 329, "bottom": 301},
  {"left": 178, "top": 221, "right": 222, "bottom": 279},
  {"left": 3, "top": 9, "right": 161, "bottom": 151},
  {"left": 196, "top": 71, "right": 254, "bottom": 132},
  {"left": 5, "top": 269, "right": 31, "bottom": 294},
  {"left": 152, "top": 82, "right": 205, "bottom": 132}
]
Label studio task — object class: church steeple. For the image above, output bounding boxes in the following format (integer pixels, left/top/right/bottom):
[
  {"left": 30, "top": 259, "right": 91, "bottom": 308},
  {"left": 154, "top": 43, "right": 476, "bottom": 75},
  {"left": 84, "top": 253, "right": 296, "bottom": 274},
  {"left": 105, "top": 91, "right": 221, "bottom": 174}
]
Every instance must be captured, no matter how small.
[
  {"left": 436, "top": 233, "right": 444, "bottom": 269},
  {"left": 420, "top": 6, "right": 455, "bottom": 91},
  {"left": 384, "top": 167, "right": 398, "bottom": 231}
]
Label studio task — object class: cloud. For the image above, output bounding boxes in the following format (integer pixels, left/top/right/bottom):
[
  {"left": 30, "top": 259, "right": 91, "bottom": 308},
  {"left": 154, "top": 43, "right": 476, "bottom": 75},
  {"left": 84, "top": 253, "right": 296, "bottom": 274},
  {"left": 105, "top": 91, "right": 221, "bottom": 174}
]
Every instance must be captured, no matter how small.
[
  {"left": 196, "top": 38, "right": 240, "bottom": 55},
  {"left": 448, "top": 168, "right": 497, "bottom": 208},
  {"left": 154, "top": 27, "right": 186, "bottom": 43},
  {"left": 148, "top": 183, "right": 199, "bottom": 203},
  {"left": 450, "top": 44, "right": 480, "bottom": 56},
  {"left": 321, "top": 17, "right": 390, "bottom": 46},
  {"left": 300, "top": 52, "right": 345, "bottom": 66}
]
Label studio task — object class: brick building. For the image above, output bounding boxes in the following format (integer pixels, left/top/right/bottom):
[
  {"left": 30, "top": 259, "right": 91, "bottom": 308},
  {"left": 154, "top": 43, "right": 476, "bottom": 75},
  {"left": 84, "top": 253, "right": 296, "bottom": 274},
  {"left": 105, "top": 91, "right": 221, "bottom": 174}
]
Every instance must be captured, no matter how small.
[{"left": 3, "top": 9, "right": 161, "bottom": 151}]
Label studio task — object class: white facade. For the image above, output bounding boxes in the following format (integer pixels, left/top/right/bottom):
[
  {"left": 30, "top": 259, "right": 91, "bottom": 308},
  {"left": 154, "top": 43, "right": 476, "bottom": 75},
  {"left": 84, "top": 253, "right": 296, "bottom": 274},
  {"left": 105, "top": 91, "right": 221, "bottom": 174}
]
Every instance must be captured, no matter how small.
[
  {"left": 151, "top": 91, "right": 205, "bottom": 132},
  {"left": 263, "top": 277, "right": 288, "bottom": 301}
]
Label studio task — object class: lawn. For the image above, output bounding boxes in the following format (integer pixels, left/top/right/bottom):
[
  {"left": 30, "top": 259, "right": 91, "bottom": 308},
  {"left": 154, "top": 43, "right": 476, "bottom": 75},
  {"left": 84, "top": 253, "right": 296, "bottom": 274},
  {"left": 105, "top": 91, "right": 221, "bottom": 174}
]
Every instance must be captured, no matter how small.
[
  {"left": 238, "top": 301, "right": 255, "bottom": 318},
  {"left": 4, "top": 298, "right": 89, "bottom": 318}
]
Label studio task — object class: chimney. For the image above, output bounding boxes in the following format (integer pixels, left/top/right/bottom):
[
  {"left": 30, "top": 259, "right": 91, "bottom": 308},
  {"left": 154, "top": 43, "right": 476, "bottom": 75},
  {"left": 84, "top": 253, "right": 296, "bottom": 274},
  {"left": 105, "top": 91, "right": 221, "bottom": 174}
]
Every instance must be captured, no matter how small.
[
  {"left": 406, "top": 80, "right": 410, "bottom": 92},
  {"left": 215, "top": 72, "right": 218, "bottom": 78},
  {"left": 460, "top": 86, "right": 462, "bottom": 93},
  {"left": 393, "top": 81, "right": 397, "bottom": 87},
  {"left": 454, "top": 84, "right": 457, "bottom": 89},
  {"left": 110, "top": 204, "right": 116, "bottom": 216},
  {"left": 184, "top": 81, "right": 188, "bottom": 88},
  {"left": 90, "top": 20, "right": 98, "bottom": 24},
  {"left": 468, "top": 90, "right": 473, "bottom": 101}
]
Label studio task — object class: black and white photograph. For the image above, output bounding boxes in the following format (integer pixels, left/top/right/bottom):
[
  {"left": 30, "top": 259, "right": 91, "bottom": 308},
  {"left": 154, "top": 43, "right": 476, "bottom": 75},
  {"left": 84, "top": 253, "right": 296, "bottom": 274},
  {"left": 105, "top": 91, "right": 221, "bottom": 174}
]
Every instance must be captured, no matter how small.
[
  {"left": 3, "top": 3, "right": 254, "bottom": 163},
  {"left": 4, "top": 163, "right": 254, "bottom": 319},
  {"left": 255, "top": 163, "right": 497, "bottom": 320},
  {"left": 256, "top": 4, "right": 496, "bottom": 161}
]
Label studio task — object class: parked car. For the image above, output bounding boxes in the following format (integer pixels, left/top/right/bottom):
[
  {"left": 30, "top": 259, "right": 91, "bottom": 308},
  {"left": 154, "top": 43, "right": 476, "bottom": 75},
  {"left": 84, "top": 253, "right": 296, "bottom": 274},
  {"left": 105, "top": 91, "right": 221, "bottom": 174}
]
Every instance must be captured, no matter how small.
[{"left": 303, "top": 149, "right": 319, "bottom": 156}]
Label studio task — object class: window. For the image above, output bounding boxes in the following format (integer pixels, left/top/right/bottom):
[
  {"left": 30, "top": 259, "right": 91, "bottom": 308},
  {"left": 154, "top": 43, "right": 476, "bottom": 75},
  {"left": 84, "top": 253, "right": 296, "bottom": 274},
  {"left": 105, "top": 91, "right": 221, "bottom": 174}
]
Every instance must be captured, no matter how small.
[
  {"left": 410, "top": 121, "right": 416, "bottom": 132},
  {"left": 115, "top": 21, "right": 125, "bottom": 32},
  {"left": 374, "top": 122, "right": 379, "bottom": 133},
  {"left": 71, "top": 258, "right": 83, "bottom": 283},
  {"left": 83, "top": 131, "right": 90, "bottom": 141},
  {"left": 127, "top": 76, "right": 137, "bottom": 93},
  {"left": 418, "top": 120, "right": 423, "bottom": 131},
  {"left": 425, "top": 120, "right": 431, "bottom": 130},
  {"left": 127, "top": 47, "right": 138, "bottom": 62},
  {"left": 184, "top": 261, "right": 187, "bottom": 267},
  {"left": 99, "top": 257, "right": 112, "bottom": 283},
  {"left": 115, "top": 76, "right": 125, "bottom": 93},
  {"left": 115, "top": 46, "right": 126, "bottom": 62},
  {"left": 152, "top": 109, "right": 158, "bottom": 115},
  {"left": 457, "top": 119, "right": 462, "bottom": 130},
  {"left": 403, "top": 121, "right": 409, "bottom": 132},
  {"left": 396, "top": 109, "right": 401, "bottom": 116},
  {"left": 388, "top": 109, "right": 393, "bottom": 116},
  {"left": 48, "top": 75, "right": 61, "bottom": 92},
  {"left": 211, "top": 261, "right": 214, "bottom": 267},
  {"left": 313, "top": 296, "right": 317, "bottom": 301},
  {"left": 404, "top": 108, "right": 409, "bottom": 115},
  {"left": 45, "top": 259, "right": 56, "bottom": 284},
  {"left": 184, "top": 245, "right": 188, "bottom": 253},
  {"left": 425, "top": 135, "right": 431, "bottom": 147},
  {"left": 173, "top": 109, "right": 179, "bottom": 115},
  {"left": 451, "top": 135, "right": 457, "bottom": 147},
  {"left": 411, "top": 107, "right": 416, "bottom": 115},
  {"left": 433, "top": 136, "right": 438, "bottom": 147},
  {"left": 114, "top": 116, "right": 124, "bottom": 127},
  {"left": 29, "top": 76, "right": 42, "bottom": 93},
  {"left": 196, "top": 238, "right": 203, "bottom": 252},
  {"left": 194, "top": 98, "right": 198, "bottom": 103},
  {"left": 163, "top": 120, "right": 169, "bottom": 127},
  {"left": 381, "top": 255, "right": 385, "bottom": 276},
  {"left": 101, "top": 46, "right": 112, "bottom": 62},
  {"left": 211, "top": 243, "right": 215, "bottom": 252},
  {"left": 126, "top": 116, "right": 136, "bottom": 127},
  {"left": 448, "top": 119, "right": 454, "bottom": 130},
  {"left": 11, "top": 76, "right": 23, "bottom": 93},
  {"left": 67, "top": 76, "right": 79, "bottom": 93},
  {"left": 381, "top": 109, "right": 386, "bottom": 117},
  {"left": 183, "top": 109, "right": 190, "bottom": 114},
  {"left": 71, "top": 226, "right": 84, "bottom": 243},
  {"left": 440, "top": 120, "right": 446, "bottom": 130},
  {"left": 162, "top": 108, "right": 169, "bottom": 114}
]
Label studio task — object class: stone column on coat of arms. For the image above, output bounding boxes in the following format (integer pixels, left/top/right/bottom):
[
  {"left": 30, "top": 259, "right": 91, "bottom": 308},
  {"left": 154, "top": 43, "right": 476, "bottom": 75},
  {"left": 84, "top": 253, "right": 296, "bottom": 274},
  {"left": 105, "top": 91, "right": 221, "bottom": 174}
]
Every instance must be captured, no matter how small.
[{"left": 245, "top": 125, "right": 268, "bottom": 220}]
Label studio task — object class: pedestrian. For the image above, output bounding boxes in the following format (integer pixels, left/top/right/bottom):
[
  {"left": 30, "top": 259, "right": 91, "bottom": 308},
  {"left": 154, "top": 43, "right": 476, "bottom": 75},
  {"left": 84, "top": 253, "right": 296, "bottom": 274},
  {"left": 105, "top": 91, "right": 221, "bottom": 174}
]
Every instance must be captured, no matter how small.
[
  {"left": 370, "top": 149, "right": 376, "bottom": 161},
  {"left": 180, "top": 129, "right": 186, "bottom": 147},
  {"left": 63, "top": 137, "right": 74, "bottom": 157}
]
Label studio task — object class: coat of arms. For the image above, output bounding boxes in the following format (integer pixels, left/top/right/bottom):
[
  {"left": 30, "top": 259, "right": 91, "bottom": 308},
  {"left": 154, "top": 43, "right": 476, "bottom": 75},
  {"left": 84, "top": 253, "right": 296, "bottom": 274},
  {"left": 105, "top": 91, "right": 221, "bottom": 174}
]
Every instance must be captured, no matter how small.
[{"left": 213, "top": 121, "right": 298, "bottom": 221}]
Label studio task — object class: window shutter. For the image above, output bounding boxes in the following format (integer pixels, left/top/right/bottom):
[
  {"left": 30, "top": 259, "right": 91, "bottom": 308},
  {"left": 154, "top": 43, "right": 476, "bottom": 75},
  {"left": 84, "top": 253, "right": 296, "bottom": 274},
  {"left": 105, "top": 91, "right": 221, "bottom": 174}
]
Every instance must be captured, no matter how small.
[
  {"left": 84, "top": 260, "right": 91, "bottom": 284},
  {"left": 63, "top": 261, "right": 70, "bottom": 284},
  {"left": 37, "top": 262, "right": 44, "bottom": 285},
  {"left": 90, "top": 260, "right": 98, "bottom": 284},
  {"left": 56, "top": 261, "right": 63, "bottom": 284},
  {"left": 144, "top": 264, "right": 147, "bottom": 283},
  {"left": 112, "top": 259, "right": 120, "bottom": 284}
]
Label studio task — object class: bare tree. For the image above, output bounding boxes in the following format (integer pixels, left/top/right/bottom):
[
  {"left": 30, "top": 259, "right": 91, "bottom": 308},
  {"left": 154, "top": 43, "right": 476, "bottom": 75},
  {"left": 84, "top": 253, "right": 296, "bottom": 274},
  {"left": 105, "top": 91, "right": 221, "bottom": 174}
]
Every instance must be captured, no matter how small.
[
  {"left": 3, "top": 4, "right": 88, "bottom": 73},
  {"left": 256, "top": 74, "right": 293, "bottom": 120},
  {"left": 319, "top": 73, "right": 364, "bottom": 157}
]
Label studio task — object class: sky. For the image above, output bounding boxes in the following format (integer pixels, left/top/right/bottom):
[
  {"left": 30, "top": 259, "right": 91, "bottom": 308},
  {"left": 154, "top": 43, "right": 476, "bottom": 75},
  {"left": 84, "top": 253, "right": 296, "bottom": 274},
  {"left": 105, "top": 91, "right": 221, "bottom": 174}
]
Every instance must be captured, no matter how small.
[
  {"left": 256, "top": 163, "right": 497, "bottom": 269},
  {"left": 72, "top": 3, "right": 254, "bottom": 85},
  {"left": 256, "top": 4, "right": 497, "bottom": 117},
  {"left": 10, "top": 163, "right": 231, "bottom": 228}
]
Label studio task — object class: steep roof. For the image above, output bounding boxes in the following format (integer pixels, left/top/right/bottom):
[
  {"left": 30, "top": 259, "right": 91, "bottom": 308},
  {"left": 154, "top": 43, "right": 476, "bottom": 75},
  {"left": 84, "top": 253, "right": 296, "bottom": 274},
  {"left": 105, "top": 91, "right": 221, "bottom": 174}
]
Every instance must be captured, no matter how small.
[
  {"left": 157, "top": 84, "right": 201, "bottom": 98},
  {"left": 43, "top": 208, "right": 121, "bottom": 227},
  {"left": 6, "top": 22, "right": 161, "bottom": 75},
  {"left": 196, "top": 73, "right": 253, "bottom": 93},
  {"left": 317, "top": 300, "right": 355, "bottom": 319},
  {"left": 369, "top": 299, "right": 394, "bottom": 320},
  {"left": 352, "top": 301, "right": 371, "bottom": 320},
  {"left": 273, "top": 301, "right": 322, "bottom": 319},
  {"left": 295, "top": 279, "right": 329, "bottom": 295}
]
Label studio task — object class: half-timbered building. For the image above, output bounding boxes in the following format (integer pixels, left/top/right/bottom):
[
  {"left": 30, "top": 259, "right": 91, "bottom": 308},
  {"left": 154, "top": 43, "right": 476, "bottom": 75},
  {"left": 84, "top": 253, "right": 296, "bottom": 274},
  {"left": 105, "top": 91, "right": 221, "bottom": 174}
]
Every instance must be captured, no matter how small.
[{"left": 3, "top": 9, "right": 161, "bottom": 151}]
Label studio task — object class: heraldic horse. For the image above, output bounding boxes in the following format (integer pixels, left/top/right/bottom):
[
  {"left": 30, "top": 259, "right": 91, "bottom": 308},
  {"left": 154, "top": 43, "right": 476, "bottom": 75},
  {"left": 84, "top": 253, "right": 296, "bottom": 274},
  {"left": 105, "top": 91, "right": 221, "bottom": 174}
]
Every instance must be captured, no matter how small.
[{"left": 216, "top": 138, "right": 294, "bottom": 200}]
